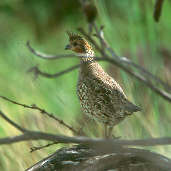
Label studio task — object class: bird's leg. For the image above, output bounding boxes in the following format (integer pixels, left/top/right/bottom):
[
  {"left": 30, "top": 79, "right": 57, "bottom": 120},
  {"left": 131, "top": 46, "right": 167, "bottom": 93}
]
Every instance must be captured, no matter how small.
[
  {"left": 108, "top": 126, "right": 114, "bottom": 138},
  {"left": 104, "top": 123, "right": 108, "bottom": 138},
  {"left": 104, "top": 124, "right": 113, "bottom": 138}
]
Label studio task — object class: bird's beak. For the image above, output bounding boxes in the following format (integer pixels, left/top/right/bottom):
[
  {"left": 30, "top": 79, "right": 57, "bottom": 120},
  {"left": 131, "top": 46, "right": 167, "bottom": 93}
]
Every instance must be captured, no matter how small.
[{"left": 65, "top": 44, "right": 71, "bottom": 50}]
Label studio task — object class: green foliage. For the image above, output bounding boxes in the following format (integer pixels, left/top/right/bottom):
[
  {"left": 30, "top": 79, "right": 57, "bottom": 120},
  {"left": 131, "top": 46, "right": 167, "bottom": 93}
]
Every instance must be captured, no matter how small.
[{"left": 0, "top": 0, "right": 171, "bottom": 170}]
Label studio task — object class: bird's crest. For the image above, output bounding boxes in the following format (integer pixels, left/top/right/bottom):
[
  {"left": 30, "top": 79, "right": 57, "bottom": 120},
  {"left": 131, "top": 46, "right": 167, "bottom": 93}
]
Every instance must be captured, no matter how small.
[{"left": 66, "top": 31, "right": 83, "bottom": 42}]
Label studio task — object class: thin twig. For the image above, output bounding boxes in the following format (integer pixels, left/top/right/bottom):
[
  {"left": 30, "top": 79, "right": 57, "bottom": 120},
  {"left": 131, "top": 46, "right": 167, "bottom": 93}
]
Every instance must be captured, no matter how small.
[
  {"left": 0, "top": 95, "right": 79, "bottom": 134},
  {"left": 27, "top": 41, "right": 76, "bottom": 60},
  {"left": 93, "top": 24, "right": 116, "bottom": 58},
  {"left": 105, "top": 58, "right": 171, "bottom": 102},
  {"left": 28, "top": 64, "right": 80, "bottom": 79},
  {"left": 0, "top": 110, "right": 27, "bottom": 133},
  {"left": 120, "top": 57, "right": 171, "bottom": 92},
  {"left": 30, "top": 141, "right": 58, "bottom": 152}
]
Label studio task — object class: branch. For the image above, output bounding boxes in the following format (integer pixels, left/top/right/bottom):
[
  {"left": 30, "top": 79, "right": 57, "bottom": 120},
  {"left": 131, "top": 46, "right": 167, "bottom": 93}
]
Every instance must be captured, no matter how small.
[
  {"left": 2, "top": 109, "right": 171, "bottom": 148},
  {"left": 104, "top": 58, "right": 171, "bottom": 102},
  {"left": 30, "top": 141, "right": 58, "bottom": 152},
  {"left": 78, "top": 28, "right": 171, "bottom": 102},
  {"left": 1, "top": 108, "right": 171, "bottom": 169},
  {"left": 0, "top": 110, "right": 26, "bottom": 133},
  {"left": 0, "top": 95, "right": 79, "bottom": 134},
  {"left": 26, "top": 41, "right": 76, "bottom": 60},
  {"left": 1, "top": 110, "right": 171, "bottom": 147},
  {"left": 28, "top": 64, "right": 80, "bottom": 79},
  {"left": 1, "top": 130, "right": 171, "bottom": 147},
  {"left": 120, "top": 56, "right": 171, "bottom": 92}
]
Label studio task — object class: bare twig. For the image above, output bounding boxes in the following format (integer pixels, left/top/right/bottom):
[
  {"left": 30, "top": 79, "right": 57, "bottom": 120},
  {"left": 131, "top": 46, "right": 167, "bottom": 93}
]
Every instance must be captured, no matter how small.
[
  {"left": 28, "top": 64, "right": 80, "bottom": 79},
  {"left": 30, "top": 141, "right": 58, "bottom": 152},
  {"left": 104, "top": 58, "right": 171, "bottom": 102},
  {"left": 93, "top": 27, "right": 118, "bottom": 57},
  {"left": 0, "top": 95, "right": 78, "bottom": 134},
  {"left": 0, "top": 110, "right": 27, "bottom": 133},
  {"left": 26, "top": 41, "right": 76, "bottom": 60}
]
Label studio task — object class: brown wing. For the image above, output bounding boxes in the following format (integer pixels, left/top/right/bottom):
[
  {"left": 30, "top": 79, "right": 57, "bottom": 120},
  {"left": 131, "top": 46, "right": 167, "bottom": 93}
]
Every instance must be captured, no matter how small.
[{"left": 84, "top": 74, "right": 140, "bottom": 115}]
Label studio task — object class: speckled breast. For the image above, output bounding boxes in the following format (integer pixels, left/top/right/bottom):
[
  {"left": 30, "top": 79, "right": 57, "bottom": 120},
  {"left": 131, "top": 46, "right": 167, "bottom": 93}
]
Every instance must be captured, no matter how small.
[{"left": 77, "top": 76, "right": 126, "bottom": 126}]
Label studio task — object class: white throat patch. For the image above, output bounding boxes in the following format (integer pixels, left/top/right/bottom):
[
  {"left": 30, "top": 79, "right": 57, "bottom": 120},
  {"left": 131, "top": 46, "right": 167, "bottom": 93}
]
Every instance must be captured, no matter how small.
[{"left": 76, "top": 50, "right": 94, "bottom": 58}]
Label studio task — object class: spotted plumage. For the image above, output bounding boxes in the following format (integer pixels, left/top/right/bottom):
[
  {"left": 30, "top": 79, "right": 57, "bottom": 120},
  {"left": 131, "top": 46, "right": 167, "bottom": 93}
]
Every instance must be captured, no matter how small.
[{"left": 65, "top": 32, "right": 141, "bottom": 136}]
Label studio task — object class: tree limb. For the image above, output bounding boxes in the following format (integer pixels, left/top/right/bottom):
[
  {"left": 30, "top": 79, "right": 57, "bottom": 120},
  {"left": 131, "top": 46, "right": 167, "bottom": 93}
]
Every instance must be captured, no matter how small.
[
  {"left": 28, "top": 64, "right": 80, "bottom": 79},
  {"left": 1, "top": 129, "right": 171, "bottom": 148}
]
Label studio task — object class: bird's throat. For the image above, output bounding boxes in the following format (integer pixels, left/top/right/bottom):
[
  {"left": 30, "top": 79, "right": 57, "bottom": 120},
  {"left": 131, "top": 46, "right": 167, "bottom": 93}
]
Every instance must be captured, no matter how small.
[{"left": 80, "top": 56, "right": 94, "bottom": 63}]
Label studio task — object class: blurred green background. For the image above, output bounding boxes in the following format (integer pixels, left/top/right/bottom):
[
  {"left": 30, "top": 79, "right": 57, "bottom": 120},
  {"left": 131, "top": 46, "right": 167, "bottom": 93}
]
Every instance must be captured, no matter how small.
[{"left": 0, "top": 0, "right": 171, "bottom": 170}]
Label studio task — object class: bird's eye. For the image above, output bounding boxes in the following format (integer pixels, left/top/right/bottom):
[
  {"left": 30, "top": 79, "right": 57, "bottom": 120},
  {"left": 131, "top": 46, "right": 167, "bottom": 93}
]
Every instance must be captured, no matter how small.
[{"left": 73, "top": 42, "right": 78, "bottom": 46}]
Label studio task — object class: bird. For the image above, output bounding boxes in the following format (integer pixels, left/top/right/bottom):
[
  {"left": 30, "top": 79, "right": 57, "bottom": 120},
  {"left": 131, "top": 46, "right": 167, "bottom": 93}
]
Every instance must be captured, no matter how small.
[{"left": 65, "top": 32, "right": 141, "bottom": 137}]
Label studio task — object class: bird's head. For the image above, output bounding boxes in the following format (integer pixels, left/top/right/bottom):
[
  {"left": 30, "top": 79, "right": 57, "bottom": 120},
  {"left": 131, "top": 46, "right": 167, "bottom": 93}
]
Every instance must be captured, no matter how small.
[{"left": 65, "top": 32, "right": 94, "bottom": 58}]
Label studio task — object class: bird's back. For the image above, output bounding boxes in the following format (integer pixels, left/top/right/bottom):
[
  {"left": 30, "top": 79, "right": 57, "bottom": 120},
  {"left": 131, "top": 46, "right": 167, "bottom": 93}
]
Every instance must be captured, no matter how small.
[{"left": 77, "top": 61, "right": 141, "bottom": 126}]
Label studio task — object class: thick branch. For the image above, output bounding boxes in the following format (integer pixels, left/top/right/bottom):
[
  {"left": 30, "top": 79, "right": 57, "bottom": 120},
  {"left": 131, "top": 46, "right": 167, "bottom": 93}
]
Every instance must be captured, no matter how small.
[
  {"left": 1, "top": 110, "right": 171, "bottom": 147},
  {"left": 1, "top": 131, "right": 171, "bottom": 148}
]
